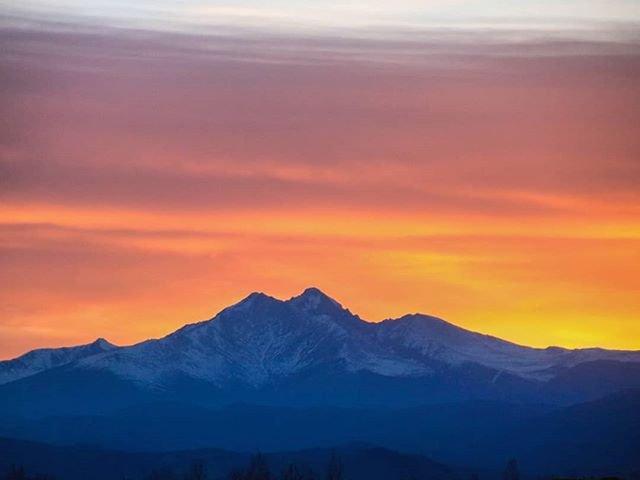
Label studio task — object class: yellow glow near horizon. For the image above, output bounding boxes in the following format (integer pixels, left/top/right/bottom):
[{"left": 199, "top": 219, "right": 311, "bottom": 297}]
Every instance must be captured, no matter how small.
[{"left": 2, "top": 201, "right": 639, "bottom": 358}]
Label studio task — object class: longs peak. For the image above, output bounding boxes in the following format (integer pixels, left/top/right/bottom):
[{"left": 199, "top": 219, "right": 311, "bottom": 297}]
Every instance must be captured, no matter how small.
[{"left": 1, "top": 287, "right": 639, "bottom": 410}]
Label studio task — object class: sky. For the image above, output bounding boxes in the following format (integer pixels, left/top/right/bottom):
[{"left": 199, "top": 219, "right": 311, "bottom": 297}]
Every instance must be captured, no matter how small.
[{"left": 1, "top": 0, "right": 639, "bottom": 359}]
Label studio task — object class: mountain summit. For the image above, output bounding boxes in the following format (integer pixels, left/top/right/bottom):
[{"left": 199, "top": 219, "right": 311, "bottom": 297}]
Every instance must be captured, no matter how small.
[
  {"left": 1, "top": 287, "right": 640, "bottom": 414},
  {"left": 289, "top": 286, "right": 343, "bottom": 311}
]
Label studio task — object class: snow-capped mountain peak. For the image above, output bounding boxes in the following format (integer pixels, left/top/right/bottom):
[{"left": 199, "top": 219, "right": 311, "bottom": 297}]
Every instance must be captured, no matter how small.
[
  {"left": 287, "top": 287, "right": 363, "bottom": 333},
  {"left": 3, "top": 287, "right": 640, "bottom": 397},
  {"left": 289, "top": 287, "right": 342, "bottom": 311},
  {"left": 92, "top": 337, "right": 115, "bottom": 349},
  {"left": 233, "top": 291, "right": 277, "bottom": 309}
]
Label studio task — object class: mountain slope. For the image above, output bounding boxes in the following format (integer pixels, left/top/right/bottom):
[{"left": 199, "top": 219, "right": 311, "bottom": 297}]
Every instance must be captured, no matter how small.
[
  {"left": 0, "top": 337, "right": 117, "bottom": 385},
  {"left": 0, "top": 400, "right": 549, "bottom": 454},
  {"left": 506, "top": 389, "right": 640, "bottom": 476},
  {"left": 377, "top": 313, "right": 640, "bottom": 381}
]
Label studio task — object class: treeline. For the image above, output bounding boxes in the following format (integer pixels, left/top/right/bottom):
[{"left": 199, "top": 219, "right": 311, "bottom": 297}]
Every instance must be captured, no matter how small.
[
  {"left": 146, "top": 452, "right": 344, "bottom": 480},
  {"left": 229, "top": 452, "right": 343, "bottom": 480},
  {"left": 2, "top": 456, "right": 628, "bottom": 480},
  {"left": 3, "top": 465, "right": 55, "bottom": 480},
  {"left": 2, "top": 452, "right": 345, "bottom": 480}
]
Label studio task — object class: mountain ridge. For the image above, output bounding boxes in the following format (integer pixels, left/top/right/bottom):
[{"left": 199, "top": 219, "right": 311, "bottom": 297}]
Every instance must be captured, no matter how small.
[
  {"left": 0, "top": 337, "right": 118, "bottom": 385},
  {"left": 6, "top": 287, "right": 638, "bottom": 365},
  {"left": 1, "top": 287, "right": 639, "bottom": 412}
]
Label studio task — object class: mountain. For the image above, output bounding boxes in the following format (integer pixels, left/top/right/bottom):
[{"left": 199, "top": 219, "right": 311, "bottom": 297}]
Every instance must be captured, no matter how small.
[
  {"left": 1, "top": 287, "right": 639, "bottom": 416},
  {"left": 3, "top": 289, "right": 640, "bottom": 476},
  {"left": 0, "top": 337, "right": 117, "bottom": 385},
  {"left": 0, "top": 437, "right": 456, "bottom": 480}
]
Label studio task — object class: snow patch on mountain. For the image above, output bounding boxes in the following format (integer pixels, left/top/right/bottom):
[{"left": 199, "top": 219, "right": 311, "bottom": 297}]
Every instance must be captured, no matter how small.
[{"left": 0, "top": 338, "right": 118, "bottom": 385}]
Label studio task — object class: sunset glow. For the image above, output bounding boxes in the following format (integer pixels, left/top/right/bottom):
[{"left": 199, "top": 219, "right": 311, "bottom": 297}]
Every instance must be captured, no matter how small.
[{"left": 1, "top": 0, "right": 639, "bottom": 358}]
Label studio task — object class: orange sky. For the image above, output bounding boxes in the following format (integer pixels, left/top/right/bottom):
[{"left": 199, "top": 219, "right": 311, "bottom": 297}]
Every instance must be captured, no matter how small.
[{"left": 1, "top": 9, "right": 639, "bottom": 359}]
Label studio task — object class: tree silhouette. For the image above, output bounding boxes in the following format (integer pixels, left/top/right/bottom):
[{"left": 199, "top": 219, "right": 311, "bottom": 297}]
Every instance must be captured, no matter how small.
[
  {"left": 325, "top": 451, "right": 343, "bottom": 480},
  {"left": 184, "top": 461, "right": 206, "bottom": 480},
  {"left": 228, "top": 470, "right": 245, "bottom": 480},
  {"left": 5, "top": 465, "right": 26, "bottom": 480},
  {"left": 503, "top": 458, "right": 519, "bottom": 480},
  {"left": 281, "top": 464, "right": 305, "bottom": 480},
  {"left": 229, "top": 453, "right": 272, "bottom": 480},
  {"left": 146, "top": 467, "right": 178, "bottom": 480},
  {"left": 3, "top": 466, "right": 57, "bottom": 480}
]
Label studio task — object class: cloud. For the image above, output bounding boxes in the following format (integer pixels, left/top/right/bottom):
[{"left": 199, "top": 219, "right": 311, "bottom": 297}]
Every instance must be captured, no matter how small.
[
  {"left": 4, "top": 0, "right": 640, "bottom": 33},
  {"left": 2, "top": 25, "right": 639, "bottom": 212}
]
